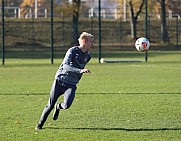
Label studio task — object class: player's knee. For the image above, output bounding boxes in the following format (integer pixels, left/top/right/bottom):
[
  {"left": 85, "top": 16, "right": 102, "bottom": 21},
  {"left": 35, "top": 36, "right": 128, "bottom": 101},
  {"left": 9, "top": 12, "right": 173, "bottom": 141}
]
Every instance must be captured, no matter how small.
[{"left": 45, "top": 104, "right": 54, "bottom": 110}]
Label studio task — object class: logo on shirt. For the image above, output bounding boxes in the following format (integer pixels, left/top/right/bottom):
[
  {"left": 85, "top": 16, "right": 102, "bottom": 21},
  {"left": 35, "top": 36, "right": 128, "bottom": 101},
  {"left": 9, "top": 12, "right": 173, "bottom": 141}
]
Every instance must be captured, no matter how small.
[
  {"left": 75, "top": 54, "right": 79, "bottom": 58},
  {"left": 84, "top": 57, "right": 88, "bottom": 62}
]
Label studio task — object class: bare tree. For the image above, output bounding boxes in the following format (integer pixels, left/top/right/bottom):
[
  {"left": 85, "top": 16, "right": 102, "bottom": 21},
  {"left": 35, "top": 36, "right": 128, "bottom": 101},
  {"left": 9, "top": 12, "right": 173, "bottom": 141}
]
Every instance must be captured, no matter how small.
[
  {"left": 156, "top": 0, "right": 168, "bottom": 42},
  {"left": 129, "top": 0, "right": 145, "bottom": 40},
  {"left": 53, "top": 0, "right": 81, "bottom": 45}
]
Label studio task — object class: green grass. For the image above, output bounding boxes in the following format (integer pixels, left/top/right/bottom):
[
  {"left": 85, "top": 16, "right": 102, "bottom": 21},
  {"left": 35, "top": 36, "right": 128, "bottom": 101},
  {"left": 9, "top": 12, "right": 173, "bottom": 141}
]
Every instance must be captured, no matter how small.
[{"left": 0, "top": 51, "right": 181, "bottom": 141}]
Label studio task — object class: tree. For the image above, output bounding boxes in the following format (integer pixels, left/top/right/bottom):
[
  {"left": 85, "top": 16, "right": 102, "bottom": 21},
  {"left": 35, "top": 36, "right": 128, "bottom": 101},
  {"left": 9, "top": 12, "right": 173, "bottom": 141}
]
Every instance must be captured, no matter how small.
[
  {"left": 0, "top": 0, "right": 23, "bottom": 17},
  {"left": 118, "top": 0, "right": 145, "bottom": 40},
  {"left": 72, "top": 0, "right": 81, "bottom": 45},
  {"left": 0, "top": 0, "right": 23, "bottom": 6},
  {"left": 167, "top": 0, "right": 181, "bottom": 16},
  {"left": 129, "top": 0, "right": 145, "bottom": 40},
  {"left": 156, "top": 0, "right": 169, "bottom": 42},
  {"left": 19, "top": 0, "right": 41, "bottom": 18},
  {"left": 54, "top": 0, "right": 81, "bottom": 45}
]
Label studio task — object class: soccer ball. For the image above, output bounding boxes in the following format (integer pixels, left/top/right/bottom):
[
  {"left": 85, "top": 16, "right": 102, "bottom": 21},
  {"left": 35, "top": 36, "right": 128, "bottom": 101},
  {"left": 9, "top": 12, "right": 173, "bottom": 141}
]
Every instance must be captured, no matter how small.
[
  {"left": 135, "top": 37, "right": 150, "bottom": 52},
  {"left": 100, "top": 58, "right": 105, "bottom": 63}
]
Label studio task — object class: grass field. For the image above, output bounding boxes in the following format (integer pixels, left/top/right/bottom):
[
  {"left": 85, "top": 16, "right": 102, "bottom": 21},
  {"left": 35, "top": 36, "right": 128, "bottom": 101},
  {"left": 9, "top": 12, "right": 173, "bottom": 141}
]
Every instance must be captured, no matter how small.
[{"left": 0, "top": 51, "right": 181, "bottom": 141}]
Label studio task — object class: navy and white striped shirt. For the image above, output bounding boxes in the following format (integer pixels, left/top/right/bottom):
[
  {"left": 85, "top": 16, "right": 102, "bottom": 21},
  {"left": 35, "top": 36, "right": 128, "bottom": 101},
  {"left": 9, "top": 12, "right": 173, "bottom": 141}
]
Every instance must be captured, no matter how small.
[{"left": 55, "top": 46, "right": 91, "bottom": 85}]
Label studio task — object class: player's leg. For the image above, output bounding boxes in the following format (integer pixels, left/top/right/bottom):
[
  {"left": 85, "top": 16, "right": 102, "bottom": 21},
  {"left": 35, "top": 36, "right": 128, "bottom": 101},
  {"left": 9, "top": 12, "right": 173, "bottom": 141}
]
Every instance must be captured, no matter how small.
[
  {"left": 35, "top": 79, "right": 62, "bottom": 130},
  {"left": 61, "top": 85, "right": 76, "bottom": 109},
  {"left": 53, "top": 85, "right": 76, "bottom": 120}
]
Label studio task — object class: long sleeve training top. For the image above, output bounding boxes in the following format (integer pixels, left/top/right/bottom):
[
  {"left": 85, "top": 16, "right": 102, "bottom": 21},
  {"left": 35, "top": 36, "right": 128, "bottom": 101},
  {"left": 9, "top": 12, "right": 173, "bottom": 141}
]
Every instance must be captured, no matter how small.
[{"left": 55, "top": 46, "right": 91, "bottom": 85}]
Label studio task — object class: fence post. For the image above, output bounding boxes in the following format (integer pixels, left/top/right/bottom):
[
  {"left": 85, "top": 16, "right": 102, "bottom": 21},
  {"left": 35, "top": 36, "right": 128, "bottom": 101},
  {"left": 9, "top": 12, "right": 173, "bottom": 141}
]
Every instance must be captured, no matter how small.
[
  {"left": 50, "top": 0, "right": 54, "bottom": 64},
  {"left": 144, "top": 0, "right": 148, "bottom": 62},
  {"left": 98, "top": 0, "right": 101, "bottom": 63},
  {"left": 1, "top": 0, "right": 5, "bottom": 65},
  {"left": 176, "top": 16, "right": 179, "bottom": 49}
]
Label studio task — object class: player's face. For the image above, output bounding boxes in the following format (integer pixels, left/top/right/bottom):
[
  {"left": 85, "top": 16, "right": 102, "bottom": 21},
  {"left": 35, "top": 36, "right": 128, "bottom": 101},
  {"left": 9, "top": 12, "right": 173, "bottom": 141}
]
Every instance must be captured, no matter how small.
[{"left": 85, "top": 37, "right": 93, "bottom": 51}]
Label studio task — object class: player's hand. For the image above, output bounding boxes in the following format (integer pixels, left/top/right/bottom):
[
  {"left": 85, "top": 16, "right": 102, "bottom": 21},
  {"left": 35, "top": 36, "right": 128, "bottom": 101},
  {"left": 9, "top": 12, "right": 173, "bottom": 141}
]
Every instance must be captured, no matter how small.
[{"left": 80, "top": 69, "right": 91, "bottom": 74}]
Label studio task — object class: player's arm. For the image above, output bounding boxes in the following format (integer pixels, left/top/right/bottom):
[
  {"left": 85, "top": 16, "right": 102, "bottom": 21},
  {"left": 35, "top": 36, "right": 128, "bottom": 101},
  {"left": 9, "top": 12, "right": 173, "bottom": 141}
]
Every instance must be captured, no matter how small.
[{"left": 63, "top": 64, "right": 91, "bottom": 74}]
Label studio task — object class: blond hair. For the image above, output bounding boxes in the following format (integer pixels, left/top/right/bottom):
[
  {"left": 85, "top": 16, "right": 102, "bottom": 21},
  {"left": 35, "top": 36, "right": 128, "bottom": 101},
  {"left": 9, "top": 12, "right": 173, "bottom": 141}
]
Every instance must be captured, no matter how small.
[{"left": 78, "top": 32, "right": 93, "bottom": 42}]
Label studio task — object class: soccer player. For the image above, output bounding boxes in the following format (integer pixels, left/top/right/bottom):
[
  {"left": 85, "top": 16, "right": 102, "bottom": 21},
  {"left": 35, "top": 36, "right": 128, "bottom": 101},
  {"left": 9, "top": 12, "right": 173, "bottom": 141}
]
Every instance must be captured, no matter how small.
[{"left": 35, "top": 32, "right": 93, "bottom": 130}]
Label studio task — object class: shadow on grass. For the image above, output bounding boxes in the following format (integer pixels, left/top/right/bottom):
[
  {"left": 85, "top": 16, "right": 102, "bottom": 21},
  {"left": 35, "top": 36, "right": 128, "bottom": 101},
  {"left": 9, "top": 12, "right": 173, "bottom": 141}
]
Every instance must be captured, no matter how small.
[{"left": 46, "top": 127, "right": 181, "bottom": 131}]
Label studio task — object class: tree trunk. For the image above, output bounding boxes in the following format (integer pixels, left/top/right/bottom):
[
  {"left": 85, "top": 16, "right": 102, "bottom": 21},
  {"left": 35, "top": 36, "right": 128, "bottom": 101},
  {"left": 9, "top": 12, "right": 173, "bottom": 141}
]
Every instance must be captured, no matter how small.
[
  {"left": 72, "top": 0, "right": 81, "bottom": 46},
  {"left": 161, "top": 1, "right": 169, "bottom": 42},
  {"left": 130, "top": 16, "right": 137, "bottom": 40},
  {"left": 129, "top": 0, "right": 144, "bottom": 40},
  {"left": 72, "top": 12, "right": 79, "bottom": 45}
]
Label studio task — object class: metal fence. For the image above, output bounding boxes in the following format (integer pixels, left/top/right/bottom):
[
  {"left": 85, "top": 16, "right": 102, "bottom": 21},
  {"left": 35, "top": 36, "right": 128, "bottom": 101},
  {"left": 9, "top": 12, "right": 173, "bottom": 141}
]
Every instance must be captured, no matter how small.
[{"left": 0, "top": 5, "right": 181, "bottom": 60}]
